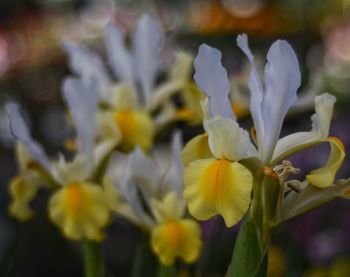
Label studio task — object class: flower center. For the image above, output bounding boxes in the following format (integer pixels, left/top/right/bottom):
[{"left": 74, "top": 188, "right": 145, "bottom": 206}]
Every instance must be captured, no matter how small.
[{"left": 63, "top": 182, "right": 86, "bottom": 216}]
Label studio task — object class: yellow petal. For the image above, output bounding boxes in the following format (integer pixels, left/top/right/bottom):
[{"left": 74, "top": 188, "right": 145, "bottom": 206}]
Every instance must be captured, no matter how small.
[
  {"left": 49, "top": 182, "right": 110, "bottom": 241},
  {"left": 181, "top": 133, "right": 212, "bottom": 166},
  {"left": 151, "top": 219, "right": 202, "bottom": 266},
  {"left": 307, "top": 137, "right": 346, "bottom": 188},
  {"left": 8, "top": 175, "right": 38, "bottom": 221},
  {"left": 151, "top": 192, "right": 185, "bottom": 223},
  {"left": 184, "top": 158, "right": 253, "bottom": 227},
  {"left": 114, "top": 110, "right": 154, "bottom": 151}
]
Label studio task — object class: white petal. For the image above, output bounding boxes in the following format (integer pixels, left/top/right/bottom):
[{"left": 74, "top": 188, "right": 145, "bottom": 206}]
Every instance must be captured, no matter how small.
[
  {"left": 62, "top": 41, "right": 112, "bottom": 100},
  {"left": 193, "top": 44, "right": 234, "bottom": 119},
  {"left": 105, "top": 23, "right": 136, "bottom": 93},
  {"left": 162, "top": 131, "right": 184, "bottom": 197},
  {"left": 236, "top": 34, "right": 265, "bottom": 154},
  {"left": 133, "top": 14, "right": 164, "bottom": 105},
  {"left": 63, "top": 78, "right": 98, "bottom": 164},
  {"left": 120, "top": 148, "right": 159, "bottom": 227},
  {"left": 271, "top": 132, "right": 322, "bottom": 165},
  {"left": 261, "top": 39, "right": 301, "bottom": 163},
  {"left": 205, "top": 116, "right": 257, "bottom": 161},
  {"left": 6, "top": 103, "right": 51, "bottom": 171},
  {"left": 311, "top": 93, "right": 336, "bottom": 138}
]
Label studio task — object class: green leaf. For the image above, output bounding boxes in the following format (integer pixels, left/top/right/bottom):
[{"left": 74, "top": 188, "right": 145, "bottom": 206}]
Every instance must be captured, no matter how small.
[{"left": 227, "top": 218, "right": 266, "bottom": 277}]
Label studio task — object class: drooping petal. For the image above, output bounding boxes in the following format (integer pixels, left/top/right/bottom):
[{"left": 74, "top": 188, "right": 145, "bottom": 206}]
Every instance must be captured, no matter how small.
[
  {"left": 63, "top": 77, "right": 98, "bottom": 164},
  {"left": 306, "top": 137, "right": 345, "bottom": 188},
  {"left": 193, "top": 44, "right": 234, "bottom": 119},
  {"left": 181, "top": 133, "right": 212, "bottom": 166},
  {"left": 6, "top": 103, "right": 51, "bottom": 171},
  {"left": 133, "top": 14, "right": 164, "bottom": 105},
  {"left": 184, "top": 158, "right": 253, "bottom": 227},
  {"left": 151, "top": 218, "right": 202, "bottom": 265},
  {"left": 205, "top": 117, "right": 257, "bottom": 161},
  {"left": 162, "top": 131, "right": 184, "bottom": 197},
  {"left": 236, "top": 34, "right": 264, "bottom": 152},
  {"left": 8, "top": 176, "right": 38, "bottom": 221},
  {"left": 113, "top": 110, "right": 155, "bottom": 151},
  {"left": 105, "top": 23, "right": 136, "bottom": 93},
  {"left": 62, "top": 41, "right": 112, "bottom": 100},
  {"left": 261, "top": 39, "right": 301, "bottom": 162},
  {"left": 151, "top": 192, "right": 186, "bottom": 223},
  {"left": 49, "top": 182, "right": 110, "bottom": 241},
  {"left": 311, "top": 93, "right": 336, "bottom": 138}
]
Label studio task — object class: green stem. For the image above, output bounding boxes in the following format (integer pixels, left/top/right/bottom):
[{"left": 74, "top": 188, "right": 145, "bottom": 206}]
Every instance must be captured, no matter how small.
[
  {"left": 83, "top": 240, "right": 104, "bottom": 277},
  {"left": 157, "top": 263, "right": 177, "bottom": 277}
]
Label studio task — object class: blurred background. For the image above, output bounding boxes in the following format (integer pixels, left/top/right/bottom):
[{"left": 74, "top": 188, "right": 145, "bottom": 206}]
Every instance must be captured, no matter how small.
[{"left": 0, "top": 0, "right": 350, "bottom": 276}]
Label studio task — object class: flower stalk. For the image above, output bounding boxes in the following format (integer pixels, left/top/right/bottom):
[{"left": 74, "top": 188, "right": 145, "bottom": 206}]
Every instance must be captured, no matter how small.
[{"left": 83, "top": 240, "right": 104, "bottom": 277}]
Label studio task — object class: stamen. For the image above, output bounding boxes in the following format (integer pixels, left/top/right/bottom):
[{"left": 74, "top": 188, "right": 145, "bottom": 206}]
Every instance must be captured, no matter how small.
[{"left": 273, "top": 160, "right": 300, "bottom": 184}]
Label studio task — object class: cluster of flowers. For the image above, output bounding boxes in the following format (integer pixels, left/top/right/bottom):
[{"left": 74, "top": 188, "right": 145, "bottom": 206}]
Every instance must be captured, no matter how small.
[{"left": 6, "top": 14, "right": 349, "bottom": 274}]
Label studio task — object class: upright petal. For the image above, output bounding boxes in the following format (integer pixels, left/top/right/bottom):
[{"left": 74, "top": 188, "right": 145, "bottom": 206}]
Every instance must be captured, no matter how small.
[
  {"left": 62, "top": 41, "right": 112, "bottom": 100},
  {"left": 105, "top": 23, "right": 136, "bottom": 93},
  {"left": 120, "top": 148, "right": 160, "bottom": 227},
  {"left": 237, "top": 34, "right": 264, "bottom": 151},
  {"left": 205, "top": 117, "right": 257, "bottom": 161},
  {"left": 133, "top": 14, "right": 164, "bottom": 105},
  {"left": 262, "top": 39, "right": 301, "bottom": 163},
  {"left": 193, "top": 44, "right": 234, "bottom": 119},
  {"left": 163, "top": 131, "right": 184, "bottom": 197},
  {"left": 63, "top": 78, "right": 98, "bottom": 163},
  {"left": 311, "top": 93, "right": 336, "bottom": 138},
  {"left": 6, "top": 103, "right": 51, "bottom": 171}
]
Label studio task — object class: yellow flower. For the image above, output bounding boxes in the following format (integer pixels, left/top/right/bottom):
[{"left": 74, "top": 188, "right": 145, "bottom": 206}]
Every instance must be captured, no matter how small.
[
  {"left": 49, "top": 182, "right": 110, "bottom": 241},
  {"left": 150, "top": 192, "right": 202, "bottom": 266},
  {"left": 8, "top": 176, "right": 38, "bottom": 221}
]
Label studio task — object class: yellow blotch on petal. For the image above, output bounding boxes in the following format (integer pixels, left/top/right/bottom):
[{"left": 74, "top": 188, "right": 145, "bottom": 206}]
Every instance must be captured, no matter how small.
[
  {"left": 114, "top": 110, "right": 154, "bottom": 151},
  {"left": 184, "top": 158, "right": 253, "bottom": 227},
  {"left": 8, "top": 176, "right": 38, "bottom": 221},
  {"left": 151, "top": 219, "right": 202, "bottom": 266},
  {"left": 182, "top": 134, "right": 212, "bottom": 166},
  {"left": 49, "top": 182, "right": 110, "bottom": 241},
  {"left": 307, "top": 137, "right": 345, "bottom": 188}
]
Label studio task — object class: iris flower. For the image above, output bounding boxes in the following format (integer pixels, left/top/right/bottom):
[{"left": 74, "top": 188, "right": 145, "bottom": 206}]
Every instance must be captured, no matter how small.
[
  {"left": 107, "top": 132, "right": 202, "bottom": 266},
  {"left": 63, "top": 14, "right": 196, "bottom": 151},
  {"left": 7, "top": 78, "right": 112, "bottom": 241},
  {"left": 183, "top": 34, "right": 345, "bottom": 227}
]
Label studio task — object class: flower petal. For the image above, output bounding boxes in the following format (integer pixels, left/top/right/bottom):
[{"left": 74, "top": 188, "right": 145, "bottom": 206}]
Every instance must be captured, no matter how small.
[
  {"left": 151, "top": 219, "right": 202, "bottom": 265},
  {"left": 105, "top": 23, "right": 136, "bottom": 92},
  {"left": 62, "top": 41, "right": 111, "bottom": 100},
  {"left": 311, "top": 93, "right": 336, "bottom": 138},
  {"left": 49, "top": 182, "right": 110, "bottom": 240},
  {"left": 236, "top": 34, "right": 264, "bottom": 154},
  {"left": 306, "top": 137, "right": 345, "bottom": 188},
  {"left": 151, "top": 192, "right": 185, "bottom": 223},
  {"left": 6, "top": 103, "right": 51, "bottom": 172},
  {"left": 181, "top": 133, "right": 212, "bottom": 166},
  {"left": 63, "top": 77, "right": 98, "bottom": 164},
  {"left": 184, "top": 158, "right": 253, "bottom": 227},
  {"left": 133, "top": 14, "right": 164, "bottom": 105},
  {"left": 261, "top": 39, "right": 301, "bottom": 162},
  {"left": 162, "top": 131, "right": 184, "bottom": 197},
  {"left": 8, "top": 176, "right": 38, "bottom": 221},
  {"left": 193, "top": 44, "right": 234, "bottom": 119},
  {"left": 205, "top": 117, "right": 257, "bottom": 161}
]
